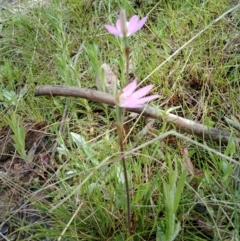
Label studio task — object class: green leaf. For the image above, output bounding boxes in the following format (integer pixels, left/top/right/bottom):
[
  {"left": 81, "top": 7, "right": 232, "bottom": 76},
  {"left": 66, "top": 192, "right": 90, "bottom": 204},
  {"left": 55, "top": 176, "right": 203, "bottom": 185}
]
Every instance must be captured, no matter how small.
[
  {"left": 70, "top": 132, "right": 99, "bottom": 166},
  {"left": 173, "top": 169, "right": 187, "bottom": 213}
]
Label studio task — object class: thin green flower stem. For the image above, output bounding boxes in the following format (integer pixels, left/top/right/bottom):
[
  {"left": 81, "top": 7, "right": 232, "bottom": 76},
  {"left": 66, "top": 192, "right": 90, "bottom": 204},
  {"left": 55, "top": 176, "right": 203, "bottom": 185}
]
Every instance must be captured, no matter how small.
[
  {"left": 118, "top": 127, "right": 131, "bottom": 238},
  {"left": 116, "top": 106, "right": 131, "bottom": 238}
]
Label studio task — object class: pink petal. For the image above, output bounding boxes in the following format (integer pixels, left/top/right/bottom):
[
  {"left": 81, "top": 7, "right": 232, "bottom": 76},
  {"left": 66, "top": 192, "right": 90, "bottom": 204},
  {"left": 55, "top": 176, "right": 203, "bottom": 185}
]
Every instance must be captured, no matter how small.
[
  {"left": 134, "top": 95, "right": 159, "bottom": 104},
  {"left": 119, "top": 100, "right": 141, "bottom": 108},
  {"left": 130, "top": 84, "right": 154, "bottom": 99},
  {"left": 116, "top": 19, "right": 122, "bottom": 33},
  {"left": 122, "top": 94, "right": 159, "bottom": 108},
  {"left": 122, "top": 79, "right": 137, "bottom": 96},
  {"left": 120, "top": 96, "right": 142, "bottom": 107},
  {"left": 119, "top": 94, "right": 139, "bottom": 108},
  {"left": 105, "top": 24, "right": 121, "bottom": 36},
  {"left": 127, "top": 15, "right": 139, "bottom": 35},
  {"left": 129, "top": 16, "right": 147, "bottom": 35},
  {"left": 128, "top": 15, "right": 139, "bottom": 25}
]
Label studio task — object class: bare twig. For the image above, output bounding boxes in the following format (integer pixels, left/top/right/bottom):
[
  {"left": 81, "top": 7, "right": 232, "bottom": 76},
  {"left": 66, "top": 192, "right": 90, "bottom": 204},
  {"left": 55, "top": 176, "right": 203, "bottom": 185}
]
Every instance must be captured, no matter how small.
[
  {"left": 224, "top": 116, "right": 240, "bottom": 132},
  {"left": 35, "top": 85, "right": 240, "bottom": 143}
]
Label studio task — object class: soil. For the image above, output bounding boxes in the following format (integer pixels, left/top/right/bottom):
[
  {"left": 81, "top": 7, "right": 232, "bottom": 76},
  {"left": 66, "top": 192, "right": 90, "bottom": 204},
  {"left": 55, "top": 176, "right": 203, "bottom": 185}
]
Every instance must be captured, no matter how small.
[{"left": 0, "top": 121, "right": 55, "bottom": 239}]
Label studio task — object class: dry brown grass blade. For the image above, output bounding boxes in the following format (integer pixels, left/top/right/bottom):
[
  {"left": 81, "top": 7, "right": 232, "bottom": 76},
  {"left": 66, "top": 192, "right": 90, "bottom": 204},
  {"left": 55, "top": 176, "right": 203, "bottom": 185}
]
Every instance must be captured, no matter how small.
[
  {"left": 181, "top": 147, "right": 195, "bottom": 175},
  {"left": 35, "top": 85, "right": 240, "bottom": 143}
]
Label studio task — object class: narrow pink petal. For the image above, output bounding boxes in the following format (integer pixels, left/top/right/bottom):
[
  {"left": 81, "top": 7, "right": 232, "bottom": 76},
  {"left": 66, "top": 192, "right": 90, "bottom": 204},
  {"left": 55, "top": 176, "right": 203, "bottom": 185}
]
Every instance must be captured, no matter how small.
[
  {"left": 122, "top": 79, "right": 137, "bottom": 96},
  {"left": 128, "top": 15, "right": 139, "bottom": 26},
  {"left": 105, "top": 24, "right": 121, "bottom": 36},
  {"left": 134, "top": 95, "right": 159, "bottom": 104},
  {"left": 120, "top": 96, "right": 142, "bottom": 107},
  {"left": 129, "top": 16, "right": 147, "bottom": 35},
  {"left": 120, "top": 94, "right": 139, "bottom": 108},
  {"left": 120, "top": 100, "right": 141, "bottom": 108},
  {"left": 130, "top": 84, "right": 154, "bottom": 99},
  {"left": 122, "top": 94, "right": 159, "bottom": 108},
  {"left": 127, "top": 15, "right": 139, "bottom": 34},
  {"left": 116, "top": 19, "right": 122, "bottom": 33}
]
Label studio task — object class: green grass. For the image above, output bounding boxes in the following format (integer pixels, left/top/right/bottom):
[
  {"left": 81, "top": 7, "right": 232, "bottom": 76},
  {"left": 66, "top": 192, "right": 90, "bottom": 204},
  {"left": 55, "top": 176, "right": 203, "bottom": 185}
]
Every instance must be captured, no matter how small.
[{"left": 0, "top": 0, "right": 240, "bottom": 240}]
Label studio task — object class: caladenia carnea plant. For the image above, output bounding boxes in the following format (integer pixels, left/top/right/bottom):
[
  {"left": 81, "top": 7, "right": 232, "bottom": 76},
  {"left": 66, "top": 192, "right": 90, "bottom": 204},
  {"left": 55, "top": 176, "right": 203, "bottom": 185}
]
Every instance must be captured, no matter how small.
[{"left": 105, "top": 10, "right": 159, "bottom": 238}]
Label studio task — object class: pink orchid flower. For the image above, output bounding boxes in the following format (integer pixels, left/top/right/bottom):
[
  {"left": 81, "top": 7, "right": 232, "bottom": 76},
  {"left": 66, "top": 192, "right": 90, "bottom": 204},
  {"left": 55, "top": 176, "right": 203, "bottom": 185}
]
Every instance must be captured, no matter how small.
[
  {"left": 105, "top": 10, "right": 147, "bottom": 37},
  {"left": 116, "top": 80, "right": 159, "bottom": 108}
]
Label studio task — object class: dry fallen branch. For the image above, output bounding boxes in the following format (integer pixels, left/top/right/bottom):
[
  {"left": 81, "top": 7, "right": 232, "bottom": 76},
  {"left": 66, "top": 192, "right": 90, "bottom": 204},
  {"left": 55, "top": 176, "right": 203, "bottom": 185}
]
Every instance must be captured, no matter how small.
[{"left": 35, "top": 85, "right": 240, "bottom": 144}]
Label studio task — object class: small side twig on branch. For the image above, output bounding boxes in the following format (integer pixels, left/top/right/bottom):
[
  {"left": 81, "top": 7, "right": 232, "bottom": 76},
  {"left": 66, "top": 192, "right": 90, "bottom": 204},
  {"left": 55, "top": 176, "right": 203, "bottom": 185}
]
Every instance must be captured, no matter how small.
[{"left": 35, "top": 85, "right": 240, "bottom": 144}]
